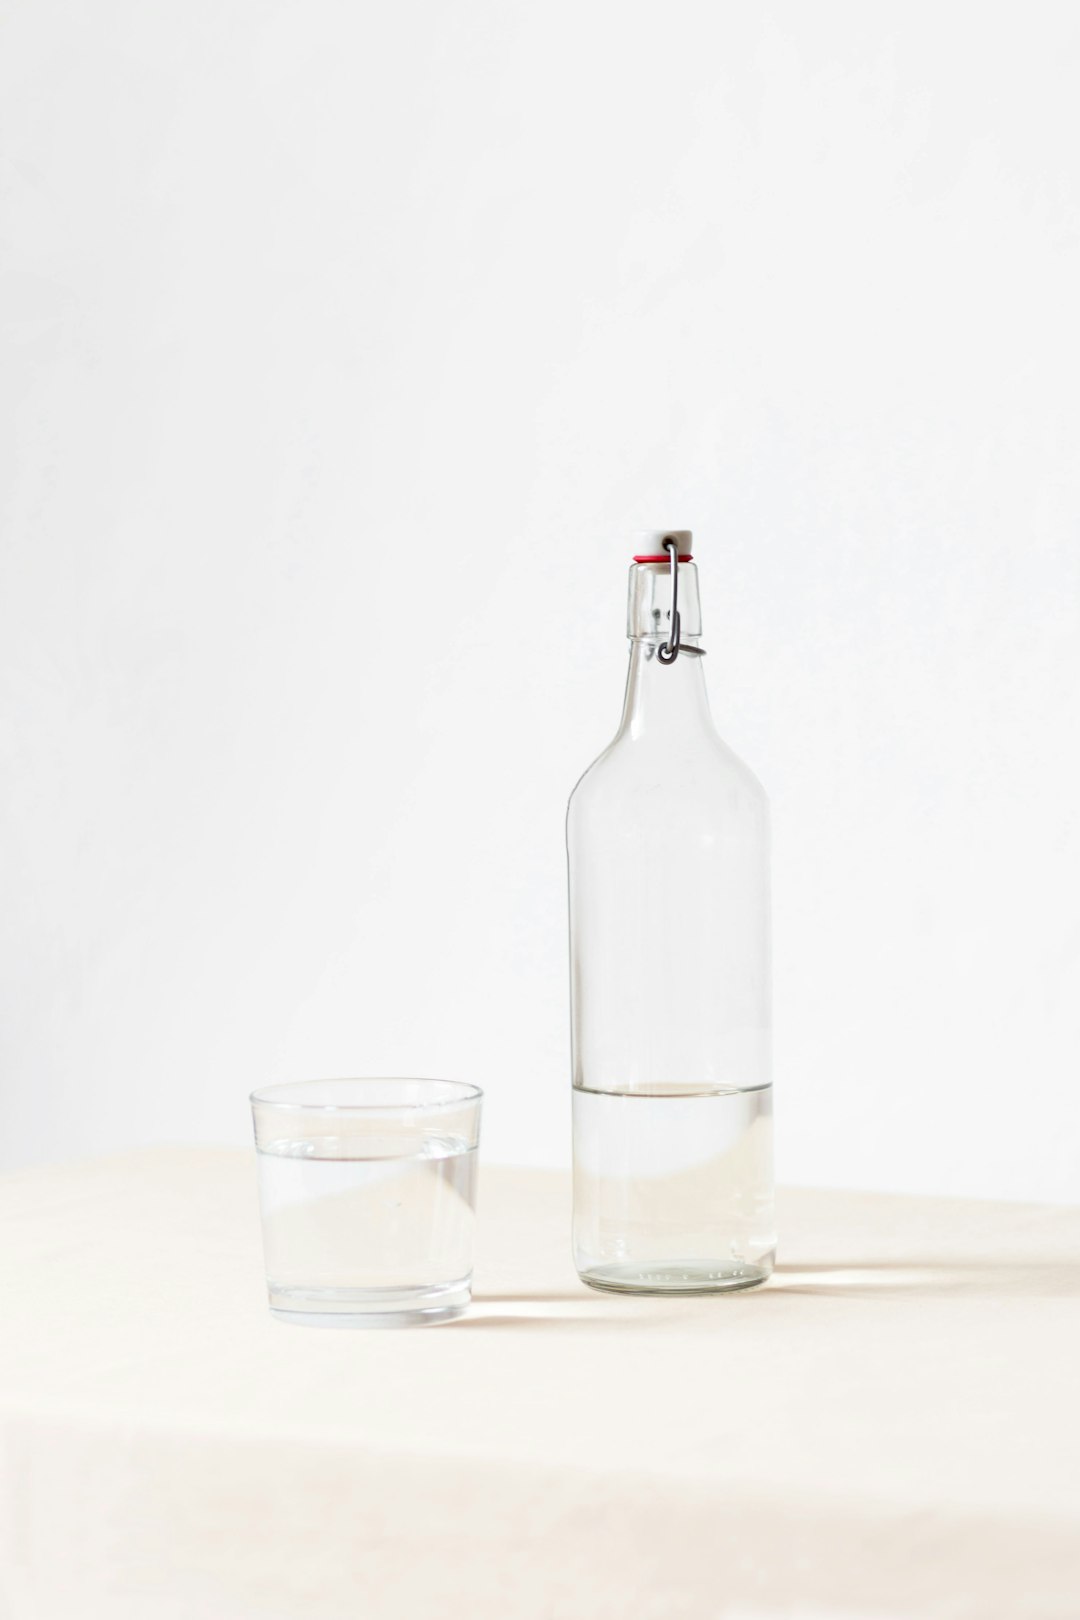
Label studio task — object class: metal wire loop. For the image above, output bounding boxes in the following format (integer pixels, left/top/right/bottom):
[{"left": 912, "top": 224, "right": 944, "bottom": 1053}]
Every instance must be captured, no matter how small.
[{"left": 656, "top": 536, "right": 682, "bottom": 664}]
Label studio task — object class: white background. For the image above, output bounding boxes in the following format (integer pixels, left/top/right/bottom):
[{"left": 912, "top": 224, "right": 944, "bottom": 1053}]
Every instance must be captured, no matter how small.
[{"left": 2, "top": 2, "right": 1078, "bottom": 1201}]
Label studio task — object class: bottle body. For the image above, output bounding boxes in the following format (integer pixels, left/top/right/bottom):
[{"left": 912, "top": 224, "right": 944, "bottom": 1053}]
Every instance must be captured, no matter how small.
[{"left": 567, "top": 555, "right": 775, "bottom": 1292}]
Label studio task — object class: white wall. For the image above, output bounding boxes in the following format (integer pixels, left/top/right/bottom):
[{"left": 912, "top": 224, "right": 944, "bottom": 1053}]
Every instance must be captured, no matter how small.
[{"left": 2, "top": 1, "right": 1078, "bottom": 1201}]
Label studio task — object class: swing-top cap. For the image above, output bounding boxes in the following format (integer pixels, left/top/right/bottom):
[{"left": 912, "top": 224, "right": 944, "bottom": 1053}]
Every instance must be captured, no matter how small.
[{"left": 633, "top": 530, "right": 693, "bottom": 564}]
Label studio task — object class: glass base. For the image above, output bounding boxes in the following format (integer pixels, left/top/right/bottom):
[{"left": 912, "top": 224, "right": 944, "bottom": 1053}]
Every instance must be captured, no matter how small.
[
  {"left": 267, "top": 1277, "right": 471, "bottom": 1328},
  {"left": 578, "top": 1256, "right": 774, "bottom": 1295}
]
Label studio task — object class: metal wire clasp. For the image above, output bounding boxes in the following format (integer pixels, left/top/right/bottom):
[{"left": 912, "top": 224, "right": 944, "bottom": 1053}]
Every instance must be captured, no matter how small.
[{"left": 656, "top": 536, "right": 681, "bottom": 663}]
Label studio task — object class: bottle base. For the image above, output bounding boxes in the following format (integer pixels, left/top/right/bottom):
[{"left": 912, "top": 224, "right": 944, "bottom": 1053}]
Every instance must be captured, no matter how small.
[{"left": 578, "top": 1256, "right": 773, "bottom": 1295}]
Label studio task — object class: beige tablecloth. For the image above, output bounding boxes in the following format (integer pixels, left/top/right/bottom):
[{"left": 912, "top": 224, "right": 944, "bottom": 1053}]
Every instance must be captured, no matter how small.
[{"left": 1, "top": 1149, "right": 1078, "bottom": 1619}]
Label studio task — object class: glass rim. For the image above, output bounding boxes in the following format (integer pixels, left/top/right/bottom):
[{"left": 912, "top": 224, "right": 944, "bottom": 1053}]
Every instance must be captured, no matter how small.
[{"left": 249, "top": 1076, "right": 483, "bottom": 1114}]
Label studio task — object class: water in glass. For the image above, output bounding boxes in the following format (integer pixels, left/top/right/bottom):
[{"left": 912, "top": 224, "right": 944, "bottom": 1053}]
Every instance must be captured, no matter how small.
[{"left": 257, "top": 1130, "right": 477, "bottom": 1325}]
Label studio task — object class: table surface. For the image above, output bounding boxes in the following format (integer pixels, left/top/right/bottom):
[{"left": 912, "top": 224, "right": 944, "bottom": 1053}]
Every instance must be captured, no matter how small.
[{"left": 1, "top": 1148, "right": 1078, "bottom": 1620}]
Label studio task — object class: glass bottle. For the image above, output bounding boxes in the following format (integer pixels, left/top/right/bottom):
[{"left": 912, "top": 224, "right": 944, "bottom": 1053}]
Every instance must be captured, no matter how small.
[{"left": 567, "top": 531, "right": 775, "bottom": 1293}]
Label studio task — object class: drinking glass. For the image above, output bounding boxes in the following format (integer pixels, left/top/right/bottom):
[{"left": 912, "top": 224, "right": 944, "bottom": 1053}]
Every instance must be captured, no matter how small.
[{"left": 250, "top": 1078, "right": 482, "bottom": 1326}]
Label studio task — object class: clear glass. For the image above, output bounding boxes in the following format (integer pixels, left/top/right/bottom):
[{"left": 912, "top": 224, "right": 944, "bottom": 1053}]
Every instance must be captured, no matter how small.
[
  {"left": 567, "top": 559, "right": 775, "bottom": 1293},
  {"left": 250, "top": 1078, "right": 482, "bottom": 1327}
]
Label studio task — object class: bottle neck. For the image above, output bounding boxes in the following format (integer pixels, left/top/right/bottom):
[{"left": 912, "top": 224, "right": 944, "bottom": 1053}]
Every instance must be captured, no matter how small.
[
  {"left": 617, "top": 561, "right": 713, "bottom": 741},
  {"left": 617, "top": 639, "right": 713, "bottom": 740}
]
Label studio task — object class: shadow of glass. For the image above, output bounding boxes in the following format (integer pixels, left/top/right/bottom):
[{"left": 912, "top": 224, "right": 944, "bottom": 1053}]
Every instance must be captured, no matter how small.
[
  {"left": 476, "top": 1290, "right": 589, "bottom": 1304},
  {"left": 449, "top": 1312, "right": 609, "bottom": 1330},
  {"left": 451, "top": 1295, "right": 650, "bottom": 1329}
]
